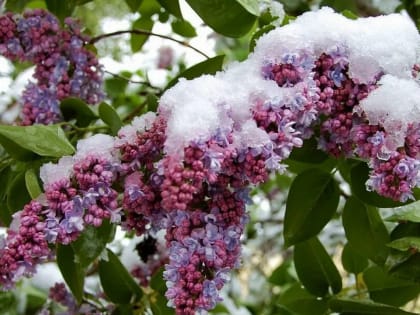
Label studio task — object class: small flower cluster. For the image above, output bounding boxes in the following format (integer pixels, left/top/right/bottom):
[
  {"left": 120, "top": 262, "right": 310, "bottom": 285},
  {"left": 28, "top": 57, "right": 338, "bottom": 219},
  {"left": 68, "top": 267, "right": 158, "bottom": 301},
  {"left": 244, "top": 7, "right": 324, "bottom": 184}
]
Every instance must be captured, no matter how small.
[
  {"left": 0, "top": 134, "right": 121, "bottom": 288},
  {"left": 0, "top": 9, "right": 104, "bottom": 125}
]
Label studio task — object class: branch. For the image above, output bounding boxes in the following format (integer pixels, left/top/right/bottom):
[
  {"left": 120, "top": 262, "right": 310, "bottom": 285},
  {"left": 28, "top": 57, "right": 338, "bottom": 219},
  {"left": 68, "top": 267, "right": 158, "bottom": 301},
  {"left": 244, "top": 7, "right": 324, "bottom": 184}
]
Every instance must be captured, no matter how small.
[
  {"left": 104, "top": 70, "right": 162, "bottom": 91},
  {"left": 89, "top": 29, "right": 210, "bottom": 59}
]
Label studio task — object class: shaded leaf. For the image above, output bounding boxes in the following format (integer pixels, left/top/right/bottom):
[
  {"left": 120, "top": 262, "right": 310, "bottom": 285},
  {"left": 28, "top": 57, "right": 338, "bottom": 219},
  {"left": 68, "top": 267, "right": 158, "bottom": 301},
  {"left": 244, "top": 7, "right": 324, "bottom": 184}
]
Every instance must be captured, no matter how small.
[
  {"left": 0, "top": 125, "right": 74, "bottom": 157},
  {"left": 343, "top": 197, "right": 390, "bottom": 265},
  {"left": 60, "top": 98, "right": 97, "bottom": 128},
  {"left": 98, "top": 102, "right": 123, "bottom": 136},
  {"left": 71, "top": 220, "right": 114, "bottom": 268},
  {"left": 45, "top": 0, "right": 75, "bottom": 21},
  {"left": 171, "top": 19, "right": 197, "bottom": 37},
  {"left": 294, "top": 237, "right": 342, "bottom": 297},
  {"left": 150, "top": 292, "right": 174, "bottom": 315},
  {"left": 341, "top": 242, "right": 368, "bottom": 274},
  {"left": 268, "top": 259, "right": 296, "bottom": 286},
  {"left": 284, "top": 168, "right": 339, "bottom": 246},
  {"left": 99, "top": 249, "right": 143, "bottom": 304},
  {"left": 57, "top": 244, "right": 85, "bottom": 303},
  {"left": 7, "top": 171, "right": 31, "bottom": 215},
  {"left": 165, "top": 55, "right": 225, "bottom": 89},
  {"left": 364, "top": 266, "right": 420, "bottom": 307},
  {"left": 329, "top": 298, "right": 418, "bottom": 314},
  {"left": 277, "top": 283, "right": 328, "bottom": 315},
  {"left": 185, "top": 0, "right": 257, "bottom": 37},
  {"left": 288, "top": 138, "right": 329, "bottom": 164},
  {"left": 157, "top": 0, "right": 182, "bottom": 18},
  {"left": 131, "top": 17, "right": 154, "bottom": 52}
]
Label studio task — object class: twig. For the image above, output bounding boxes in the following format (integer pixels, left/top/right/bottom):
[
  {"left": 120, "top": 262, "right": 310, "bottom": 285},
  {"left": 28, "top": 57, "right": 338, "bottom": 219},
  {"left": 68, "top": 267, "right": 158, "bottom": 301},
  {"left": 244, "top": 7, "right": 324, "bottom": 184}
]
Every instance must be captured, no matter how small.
[
  {"left": 89, "top": 29, "right": 210, "bottom": 59},
  {"left": 104, "top": 70, "right": 162, "bottom": 91}
]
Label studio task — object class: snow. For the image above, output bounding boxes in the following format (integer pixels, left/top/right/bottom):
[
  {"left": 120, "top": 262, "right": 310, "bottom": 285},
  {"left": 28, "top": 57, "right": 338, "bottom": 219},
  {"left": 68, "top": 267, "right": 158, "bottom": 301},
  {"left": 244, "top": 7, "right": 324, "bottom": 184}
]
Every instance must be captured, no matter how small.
[
  {"left": 158, "top": 7, "right": 420, "bottom": 157},
  {"left": 116, "top": 111, "right": 156, "bottom": 145},
  {"left": 360, "top": 75, "right": 420, "bottom": 150},
  {"left": 39, "top": 156, "right": 74, "bottom": 187},
  {"left": 74, "top": 133, "right": 117, "bottom": 161}
]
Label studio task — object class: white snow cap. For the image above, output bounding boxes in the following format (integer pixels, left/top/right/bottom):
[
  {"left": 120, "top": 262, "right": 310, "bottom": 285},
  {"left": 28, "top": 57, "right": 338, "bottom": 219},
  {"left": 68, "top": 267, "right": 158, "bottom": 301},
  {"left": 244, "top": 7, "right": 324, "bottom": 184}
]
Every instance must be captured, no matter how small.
[
  {"left": 158, "top": 7, "right": 420, "bottom": 156},
  {"left": 40, "top": 156, "right": 74, "bottom": 187},
  {"left": 75, "top": 133, "right": 116, "bottom": 161},
  {"left": 254, "top": 7, "right": 419, "bottom": 83},
  {"left": 360, "top": 75, "right": 420, "bottom": 150},
  {"left": 116, "top": 112, "right": 156, "bottom": 146}
]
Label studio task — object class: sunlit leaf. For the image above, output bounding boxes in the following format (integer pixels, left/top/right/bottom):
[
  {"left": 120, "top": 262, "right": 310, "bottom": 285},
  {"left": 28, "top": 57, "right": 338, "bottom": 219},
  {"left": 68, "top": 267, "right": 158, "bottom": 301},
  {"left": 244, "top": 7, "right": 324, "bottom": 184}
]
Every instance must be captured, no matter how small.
[
  {"left": 98, "top": 102, "right": 123, "bottom": 136},
  {"left": 185, "top": 0, "right": 257, "bottom": 37},
  {"left": 0, "top": 125, "right": 74, "bottom": 157},
  {"left": 131, "top": 17, "right": 154, "bottom": 52}
]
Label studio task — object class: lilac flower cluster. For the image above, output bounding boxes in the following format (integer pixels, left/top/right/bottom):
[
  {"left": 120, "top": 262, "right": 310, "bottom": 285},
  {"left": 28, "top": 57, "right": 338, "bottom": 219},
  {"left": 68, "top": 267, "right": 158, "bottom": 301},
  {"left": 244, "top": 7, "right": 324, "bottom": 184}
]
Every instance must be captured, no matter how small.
[
  {"left": 0, "top": 9, "right": 104, "bottom": 125},
  {"left": 0, "top": 134, "right": 121, "bottom": 288}
]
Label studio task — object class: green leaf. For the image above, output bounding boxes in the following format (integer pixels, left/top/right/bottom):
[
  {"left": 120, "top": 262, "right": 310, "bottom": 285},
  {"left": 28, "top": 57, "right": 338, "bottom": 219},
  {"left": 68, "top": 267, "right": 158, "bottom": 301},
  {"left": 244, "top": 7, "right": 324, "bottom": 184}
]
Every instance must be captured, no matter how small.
[
  {"left": 363, "top": 266, "right": 420, "bottom": 307},
  {"left": 71, "top": 220, "right": 114, "bottom": 268},
  {"left": 150, "top": 268, "right": 167, "bottom": 294},
  {"left": 45, "top": 0, "right": 76, "bottom": 21},
  {"left": 98, "top": 102, "right": 123, "bottom": 136},
  {"left": 25, "top": 168, "right": 42, "bottom": 199},
  {"left": 157, "top": 0, "right": 182, "bottom": 18},
  {"left": 151, "top": 292, "right": 175, "bottom": 315},
  {"left": 99, "top": 249, "right": 143, "bottom": 304},
  {"left": 236, "top": 0, "right": 260, "bottom": 15},
  {"left": 125, "top": 0, "right": 143, "bottom": 12},
  {"left": 139, "top": 0, "right": 161, "bottom": 17},
  {"left": 105, "top": 77, "right": 129, "bottom": 98},
  {"left": 350, "top": 162, "right": 408, "bottom": 208},
  {"left": 185, "top": 0, "right": 257, "bottom": 37},
  {"left": 320, "top": 0, "right": 358, "bottom": 13},
  {"left": 171, "top": 19, "right": 197, "bottom": 38},
  {"left": 387, "top": 237, "right": 420, "bottom": 252},
  {"left": 165, "top": 55, "right": 225, "bottom": 89},
  {"left": 7, "top": 171, "right": 31, "bottom": 215},
  {"left": 343, "top": 197, "right": 390, "bottom": 265},
  {"left": 147, "top": 94, "right": 159, "bottom": 113},
  {"left": 131, "top": 17, "right": 154, "bottom": 52},
  {"left": 288, "top": 138, "right": 330, "bottom": 164},
  {"left": 57, "top": 244, "right": 85, "bottom": 304},
  {"left": 277, "top": 283, "right": 328, "bottom": 315},
  {"left": 112, "top": 304, "right": 134, "bottom": 315},
  {"left": 249, "top": 24, "right": 275, "bottom": 52},
  {"left": 60, "top": 98, "right": 97, "bottom": 128},
  {"left": 294, "top": 237, "right": 342, "bottom": 297},
  {"left": 268, "top": 259, "right": 296, "bottom": 286},
  {"left": 386, "top": 200, "right": 420, "bottom": 223},
  {"left": 0, "top": 125, "right": 74, "bottom": 157},
  {"left": 341, "top": 9, "right": 358, "bottom": 20},
  {"left": 329, "top": 298, "right": 418, "bottom": 315},
  {"left": 284, "top": 168, "right": 339, "bottom": 246},
  {"left": 341, "top": 242, "right": 368, "bottom": 274},
  {"left": 5, "top": 0, "right": 31, "bottom": 11}
]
